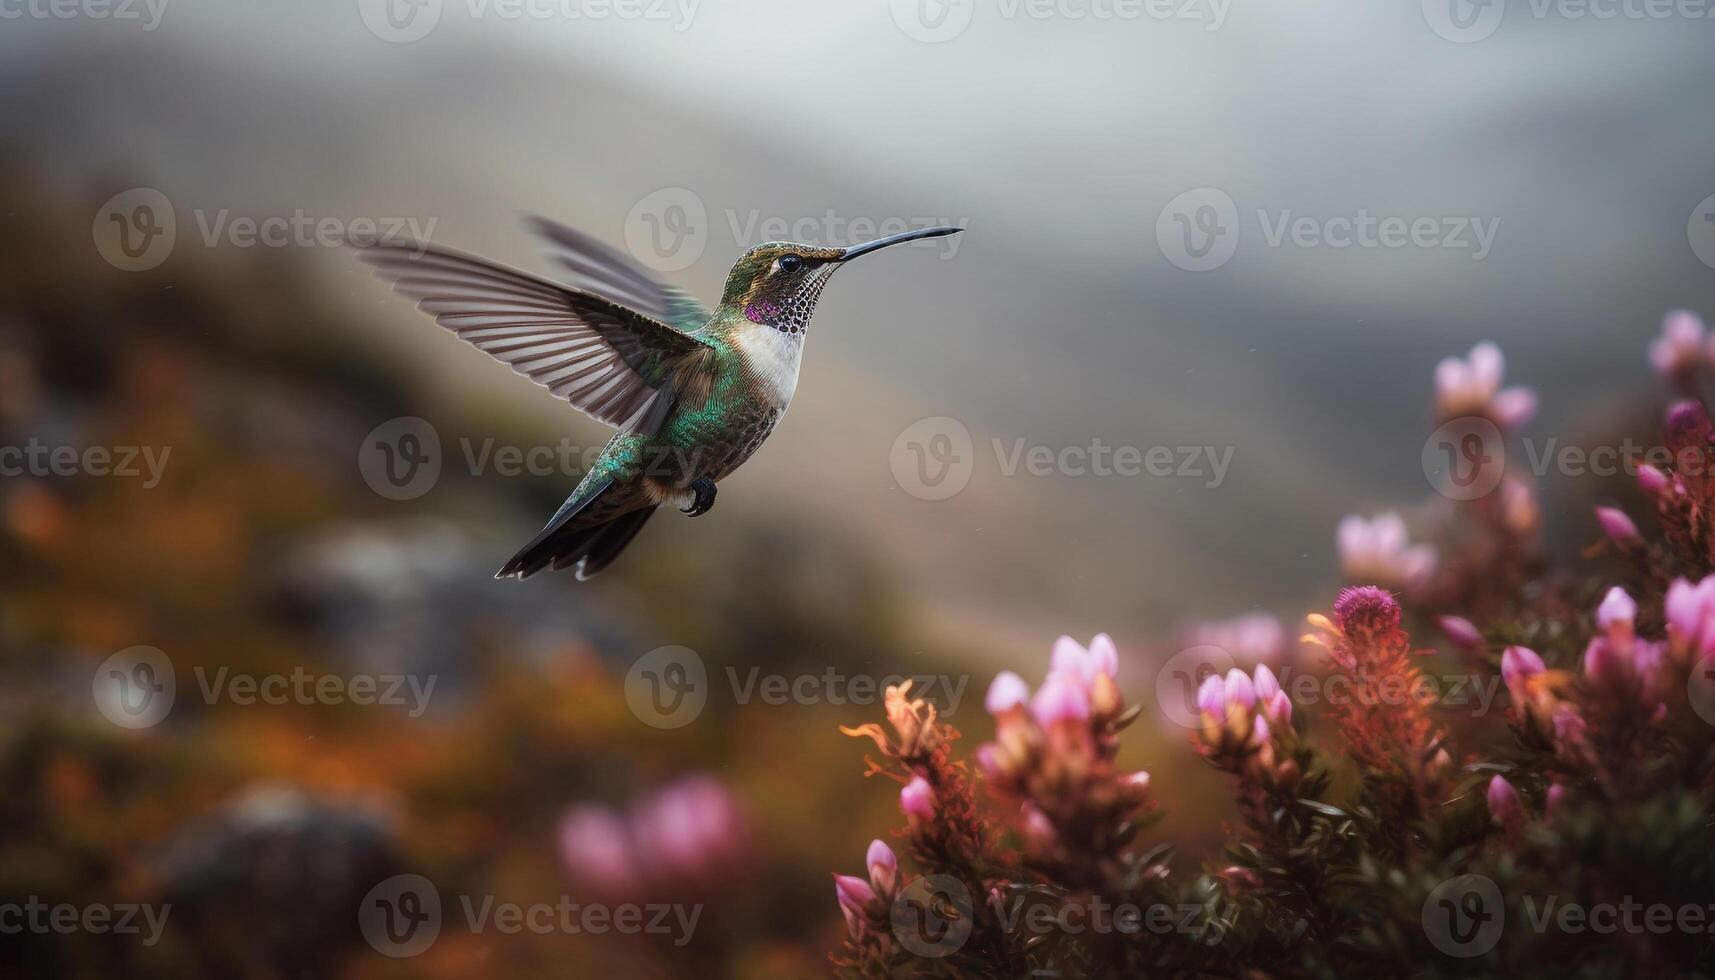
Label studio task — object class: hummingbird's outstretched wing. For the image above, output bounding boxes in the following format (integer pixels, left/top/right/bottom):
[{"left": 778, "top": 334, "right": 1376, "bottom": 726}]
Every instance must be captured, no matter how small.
[
  {"left": 358, "top": 242, "right": 715, "bottom": 435},
  {"left": 522, "top": 215, "right": 711, "bottom": 334}
]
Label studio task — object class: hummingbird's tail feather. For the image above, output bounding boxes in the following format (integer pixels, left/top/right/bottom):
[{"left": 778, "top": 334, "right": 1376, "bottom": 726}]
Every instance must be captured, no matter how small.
[
  {"left": 556, "top": 505, "right": 657, "bottom": 580},
  {"left": 496, "top": 477, "right": 657, "bottom": 581}
]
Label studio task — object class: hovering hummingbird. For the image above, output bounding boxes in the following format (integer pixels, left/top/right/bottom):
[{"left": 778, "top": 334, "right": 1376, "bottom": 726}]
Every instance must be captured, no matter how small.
[{"left": 358, "top": 216, "right": 962, "bottom": 580}]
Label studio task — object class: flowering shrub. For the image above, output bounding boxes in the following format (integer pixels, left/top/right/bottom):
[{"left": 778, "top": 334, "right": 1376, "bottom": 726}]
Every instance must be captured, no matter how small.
[{"left": 831, "top": 314, "right": 1715, "bottom": 978}]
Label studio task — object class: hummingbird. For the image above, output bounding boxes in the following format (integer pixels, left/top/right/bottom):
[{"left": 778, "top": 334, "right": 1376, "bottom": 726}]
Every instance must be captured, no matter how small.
[{"left": 358, "top": 216, "right": 962, "bottom": 580}]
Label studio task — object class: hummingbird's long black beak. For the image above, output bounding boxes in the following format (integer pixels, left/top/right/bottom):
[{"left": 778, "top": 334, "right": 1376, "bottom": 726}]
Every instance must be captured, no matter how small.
[{"left": 837, "top": 225, "right": 963, "bottom": 261}]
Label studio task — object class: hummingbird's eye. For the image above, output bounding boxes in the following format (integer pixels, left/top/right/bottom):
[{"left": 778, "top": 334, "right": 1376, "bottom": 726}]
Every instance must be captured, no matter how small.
[{"left": 777, "top": 255, "right": 804, "bottom": 274}]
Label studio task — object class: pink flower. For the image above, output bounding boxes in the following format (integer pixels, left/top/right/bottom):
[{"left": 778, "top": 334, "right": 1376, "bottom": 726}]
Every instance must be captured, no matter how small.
[
  {"left": 1649, "top": 309, "right": 1706, "bottom": 380},
  {"left": 866, "top": 839, "right": 896, "bottom": 895},
  {"left": 1637, "top": 463, "right": 1671, "bottom": 498},
  {"left": 1252, "top": 664, "right": 1281, "bottom": 701},
  {"left": 1594, "top": 506, "right": 1641, "bottom": 547},
  {"left": 1049, "top": 634, "right": 1119, "bottom": 685},
  {"left": 1501, "top": 645, "right": 1545, "bottom": 690},
  {"left": 1196, "top": 674, "right": 1225, "bottom": 716},
  {"left": 1584, "top": 636, "right": 1628, "bottom": 688},
  {"left": 834, "top": 873, "right": 876, "bottom": 937},
  {"left": 1333, "top": 585, "right": 1403, "bottom": 635},
  {"left": 1262, "top": 690, "right": 1293, "bottom": 726},
  {"left": 1223, "top": 668, "right": 1256, "bottom": 711},
  {"left": 1124, "top": 770, "right": 1151, "bottom": 797},
  {"left": 900, "top": 776, "right": 935, "bottom": 824},
  {"left": 985, "top": 671, "right": 1030, "bottom": 714},
  {"left": 1437, "top": 615, "right": 1484, "bottom": 651},
  {"left": 1487, "top": 774, "right": 1523, "bottom": 827},
  {"left": 1545, "top": 782, "right": 1568, "bottom": 816},
  {"left": 1435, "top": 341, "right": 1537, "bottom": 430},
  {"left": 1664, "top": 575, "right": 1715, "bottom": 660},
  {"left": 560, "top": 805, "right": 639, "bottom": 894},
  {"left": 1031, "top": 671, "right": 1091, "bottom": 727},
  {"left": 1337, "top": 513, "right": 1437, "bottom": 591},
  {"left": 1596, "top": 586, "right": 1636, "bottom": 639},
  {"left": 1021, "top": 804, "right": 1055, "bottom": 848}
]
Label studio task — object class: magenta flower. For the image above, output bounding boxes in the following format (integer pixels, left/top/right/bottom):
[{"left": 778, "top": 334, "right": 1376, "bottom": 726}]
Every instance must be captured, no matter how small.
[
  {"left": 1487, "top": 774, "right": 1523, "bottom": 827},
  {"left": 1501, "top": 645, "right": 1545, "bottom": 705},
  {"left": 1596, "top": 586, "right": 1636, "bottom": 637},
  {"left": 1664, "top": 574, "right": 1715, "bottom": 661},
  {"left": 1049, "top": 633, "right": 1119, "bottom": 685},
  {"left": 1545, "top": 782, "right": 1568, "bottom": 816},
  {"left": 834, "top": 873, "right": 876, "bottom": 937},
  {"left": 1649, "top": 309, "right": 1706, "bottom": 381},
  {"left": 559, "top": 805, "right": 640, "bottom": 894},
  {"left": 865, "top": 839, "right": 897, "bottom": 895},
  {"left": 1196, "top": 674, "right": 1225, "bottom": 716},
  {"left": 1337, "top": 513, "right": 1436, "bottom": 591},
  {"left": 1031, "top": 670, "right": 1091, "bottom": 727},
  {"left": 1435, "top": 341, "right": 1537, "bottom": 430},
  {"left": 985, "top": 671, "right": 1030, "bottom": 714},
  {"left": 1437, "top": 614, "right": 1484, "bottom": 651},
  {"left": 900, "top": 775, "right": 935, "bottom": 824},
  {"left": 1594, "top": 506, "right": 1642, "bottom": 547},
  {"left": 1223, "top": 668, "right": 1257, "bottom": 711},
  {"left": 1637, "top": 463, "right": 1672, "bottom": 499}
]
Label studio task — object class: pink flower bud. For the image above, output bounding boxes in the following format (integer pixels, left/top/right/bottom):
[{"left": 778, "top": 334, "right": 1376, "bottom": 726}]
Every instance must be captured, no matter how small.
[
  {"left": 1596, "top": 586, "right": 1636, "bottom": 643},
  {"left": 985, "top": 671, "right": 1030, "bottom": 714},
  {"left": 1252, "top": 664, "right": 1281, "bottom": 701},
  {"left": 1487, "top": 774, "right": 1522, "bottom": 827},
  {"left": 1636, "top": 463, "right": 1670, "bottom": 498},
  {"left": 1124, "top": 770, "right": 1151, "bottom": 797},
  {"left": 1500, "top": 645, "right": 1545, "bottom": 691},
  {"left": 1196, "top": 673, "right": 1226, "bottom": 716},
  {"left": 866, "top": 839, "right": 896, "bottom": 895},
  {"left": 1263, "top": 690, "right": 1293, "bottom": 726},
  {"left": 1491, "top": 387, "right": 1538, "bottom": 431},
  {"left": 1030, "top": 671, "right": 1090, "bottom": 727},
  {"left": 1021, "top": 804, "right": 1055, "bottom": 848},
  {"left": 559, "top": 805, "right": 638, "bottom": 894},
  {"left": 1545, "top": 782, "right": 1568, "bottom": 816},
  {"left": 1594, "top": 506, "right": 1641, "bottom": 547},
  {"left": 1333, "top": 585, "right": 1402, "bottom": 635},
  {"left": 1087, "top": 633, "right": 1119, "bottom": 678},
  {"left": 1583, "top": 638, "right": 1630, "bottom": 688},
  {"left": 1437, "top": 615, "right": 1484, "bottom": 651},
  {"left": 834, "top": 873, "right": 876, "bottom": 937},
  {"left": 1050, "top": 635, "right": 1092, "bottom": 682},
  {"left": 1223, "top": 668, "right": 1256, "bottom": 711},
  {"left": 1250, "top": 713, "right": 1271, "bottom": 745},
  {"left": 900, "top": 776, "right": 935, "bottom": 825}
]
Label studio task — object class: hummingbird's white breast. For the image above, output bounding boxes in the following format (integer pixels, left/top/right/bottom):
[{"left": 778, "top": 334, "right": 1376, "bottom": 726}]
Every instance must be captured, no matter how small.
[{"left": 733, "top": 321, "right": 804, "bottom": 410}]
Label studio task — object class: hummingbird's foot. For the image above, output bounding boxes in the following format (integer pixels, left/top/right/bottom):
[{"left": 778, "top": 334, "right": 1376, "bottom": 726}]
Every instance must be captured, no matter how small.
[{"left": 682, "top": 476, "right": 717, "bottom": 517}]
